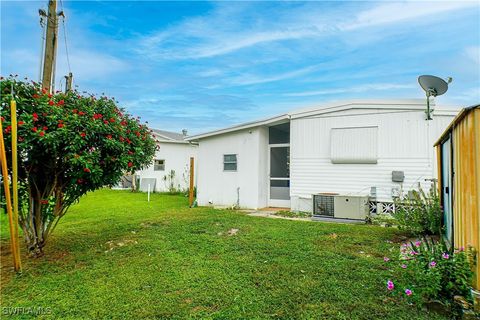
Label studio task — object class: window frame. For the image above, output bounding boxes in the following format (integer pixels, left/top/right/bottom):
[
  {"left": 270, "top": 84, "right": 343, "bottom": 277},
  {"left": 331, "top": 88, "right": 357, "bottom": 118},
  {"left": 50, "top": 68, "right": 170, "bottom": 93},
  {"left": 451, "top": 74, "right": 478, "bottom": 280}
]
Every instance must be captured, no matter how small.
[
  {"left": 223, "top": 154, "right": 238, "bottom": 172},
  {"left": 154, "top": 159, "right": 165, "bottom": 171}
]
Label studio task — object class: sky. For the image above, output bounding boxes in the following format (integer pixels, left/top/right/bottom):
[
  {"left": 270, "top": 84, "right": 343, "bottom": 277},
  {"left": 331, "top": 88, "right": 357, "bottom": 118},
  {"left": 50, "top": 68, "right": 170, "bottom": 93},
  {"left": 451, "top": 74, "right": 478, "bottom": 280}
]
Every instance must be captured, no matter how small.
[{"left": 1, "top": 1, "right": 479, "bottom": 134}]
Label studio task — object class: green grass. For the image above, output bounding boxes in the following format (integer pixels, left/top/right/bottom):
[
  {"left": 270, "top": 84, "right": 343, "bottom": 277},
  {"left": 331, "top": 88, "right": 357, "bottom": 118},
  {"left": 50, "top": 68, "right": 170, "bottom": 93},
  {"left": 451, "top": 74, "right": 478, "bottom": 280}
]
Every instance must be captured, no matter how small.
[{"left": 0, "top": 190, "right": 446, "bottom": 319}]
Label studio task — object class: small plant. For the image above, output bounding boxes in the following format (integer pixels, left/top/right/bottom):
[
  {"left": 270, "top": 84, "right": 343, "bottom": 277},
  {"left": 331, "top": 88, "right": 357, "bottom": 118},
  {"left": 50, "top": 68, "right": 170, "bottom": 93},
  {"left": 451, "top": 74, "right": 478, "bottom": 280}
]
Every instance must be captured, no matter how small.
[
  {"left": 163, "top": 170, "right": 178, "bottom": 194},
  {"left": 392, "top": 187, "right": 442, "bottom": 236},
  {"left": 383, "top": 237, "right": 475, "bottom": 317}
]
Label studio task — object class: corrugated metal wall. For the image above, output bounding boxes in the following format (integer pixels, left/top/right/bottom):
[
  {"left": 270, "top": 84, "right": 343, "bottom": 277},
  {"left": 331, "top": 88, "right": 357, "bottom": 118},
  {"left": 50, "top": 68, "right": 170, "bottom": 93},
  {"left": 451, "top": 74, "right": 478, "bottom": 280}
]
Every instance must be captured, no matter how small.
[
  {"left": 452, "top": 108, "right": 480, "bottom": 289},
  {"left": 290, "top": 109, "right": 454, "bottom": 202}
]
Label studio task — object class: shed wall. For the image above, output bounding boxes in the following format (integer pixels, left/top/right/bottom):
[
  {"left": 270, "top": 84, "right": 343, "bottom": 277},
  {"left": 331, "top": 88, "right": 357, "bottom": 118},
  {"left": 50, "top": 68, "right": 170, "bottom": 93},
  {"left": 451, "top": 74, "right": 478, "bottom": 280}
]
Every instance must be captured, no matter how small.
[{"left": 452, "top": 108, "right": 480, "bottom": 289}]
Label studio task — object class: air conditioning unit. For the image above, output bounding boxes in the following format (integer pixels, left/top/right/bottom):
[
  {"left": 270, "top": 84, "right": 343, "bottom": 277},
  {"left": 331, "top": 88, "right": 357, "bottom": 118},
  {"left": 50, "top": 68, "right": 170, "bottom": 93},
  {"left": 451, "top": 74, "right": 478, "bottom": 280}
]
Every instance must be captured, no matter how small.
[
  {"left": 313, "top": 193, "right": 337, "bottom": 216},
  {"left": 313, "top": 194, "right": 369, "bottom": 220}
]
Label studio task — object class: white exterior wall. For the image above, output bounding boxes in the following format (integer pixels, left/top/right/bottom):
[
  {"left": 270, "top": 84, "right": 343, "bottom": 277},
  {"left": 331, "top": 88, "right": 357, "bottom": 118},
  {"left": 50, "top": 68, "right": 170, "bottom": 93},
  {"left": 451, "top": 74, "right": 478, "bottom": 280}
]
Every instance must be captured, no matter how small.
[
  {"left": 137, "top": 142, "right": 198, "bottom": 192},
  {"left": 196, "top": 128, "right": 268, "bottom": 209},
  {"left": 290, "top": 109, "right": 455, "bottom": 212}
]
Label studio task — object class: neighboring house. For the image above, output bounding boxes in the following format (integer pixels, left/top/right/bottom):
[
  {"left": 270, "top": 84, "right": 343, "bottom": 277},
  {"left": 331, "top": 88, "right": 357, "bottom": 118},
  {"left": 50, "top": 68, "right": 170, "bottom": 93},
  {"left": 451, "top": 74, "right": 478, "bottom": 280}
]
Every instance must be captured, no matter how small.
[
  {"left": 136, "top": 129, "right": 198, "bottom": 192},
  {"left": 186, "top": 99, "right": 459, "bottom": 214},
  {"left": 435, "top": 104, "right": 479, "bottom": 290}
]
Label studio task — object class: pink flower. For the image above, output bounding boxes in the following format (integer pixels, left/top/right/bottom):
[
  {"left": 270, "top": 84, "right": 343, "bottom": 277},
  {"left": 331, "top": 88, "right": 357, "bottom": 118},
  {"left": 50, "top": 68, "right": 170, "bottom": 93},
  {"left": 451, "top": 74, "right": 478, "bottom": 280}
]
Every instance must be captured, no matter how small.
[
  {"left": 405, "top": 289, "right": 412, "bottom": 296},
  {"left": 409, "top": 251, "right": 418, "bottom": 256},
  {"left": 387, "top": 280, "right": 394, "bottom": 291},
  {"left": 442, "top": 253, "right": 449, "bottom": 259},
  {"left": 430, "top": 261, "right": 437, "bottom": 267},
  {"left": 384, "top": 257, "right": 390, "bottom": 262},
  {"left": 414, "top": 241, "right": 421, "bottom": 247},
  {"left": 401, "top": 264, "right": 407, "bottom": 269}
]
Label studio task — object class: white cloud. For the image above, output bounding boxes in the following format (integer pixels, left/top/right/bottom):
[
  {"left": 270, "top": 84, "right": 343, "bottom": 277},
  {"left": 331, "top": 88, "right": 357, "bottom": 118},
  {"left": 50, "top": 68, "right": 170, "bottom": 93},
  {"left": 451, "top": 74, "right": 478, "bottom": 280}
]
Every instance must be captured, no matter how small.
[
  {"left": 136, "top": 1, "right": 479, "bottom": 60},
  {"left": 342, "top": 1, "right": 479, "bottom": 30},
  {"left": 228, "top": 64, "right": 322, "bottom": 86},
  {"left": 284, "top": 83, "right": 416, "bottom": 97}
]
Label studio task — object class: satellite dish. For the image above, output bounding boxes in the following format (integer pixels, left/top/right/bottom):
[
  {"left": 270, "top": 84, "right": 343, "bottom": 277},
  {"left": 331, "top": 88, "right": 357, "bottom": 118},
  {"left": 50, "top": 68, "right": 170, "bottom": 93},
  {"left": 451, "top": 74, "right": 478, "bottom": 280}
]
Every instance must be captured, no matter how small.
[{"left": 418, "top": 75, "right": 452, "bottom": 120}]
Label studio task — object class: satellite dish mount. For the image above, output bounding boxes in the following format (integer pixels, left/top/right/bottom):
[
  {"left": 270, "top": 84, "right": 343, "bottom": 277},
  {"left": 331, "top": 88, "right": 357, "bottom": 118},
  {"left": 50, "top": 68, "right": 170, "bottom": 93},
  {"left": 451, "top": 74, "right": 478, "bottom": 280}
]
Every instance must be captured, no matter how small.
[{"left": 418, "top": 75, "right": 451, "bottom": 120}]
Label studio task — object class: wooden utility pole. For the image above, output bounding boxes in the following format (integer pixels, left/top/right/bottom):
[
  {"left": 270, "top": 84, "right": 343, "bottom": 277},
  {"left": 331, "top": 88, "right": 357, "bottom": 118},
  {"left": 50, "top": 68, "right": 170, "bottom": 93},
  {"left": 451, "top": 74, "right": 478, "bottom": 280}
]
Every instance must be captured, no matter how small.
[
  {"left": 189, "top": 157, "right": 195, "bottom": 207},
  {"left": 41, "top": 0, "right": 58, "bottom": 93}
]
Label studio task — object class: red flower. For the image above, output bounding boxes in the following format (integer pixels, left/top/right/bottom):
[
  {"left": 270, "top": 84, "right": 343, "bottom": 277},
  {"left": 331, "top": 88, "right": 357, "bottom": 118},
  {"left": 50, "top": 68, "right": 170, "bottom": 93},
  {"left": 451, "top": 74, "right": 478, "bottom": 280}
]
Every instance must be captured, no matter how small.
[
  {"left": 126, "top": 138, "right": 131, "bottom": 144},
  {"left": 18, "top": 121, "right": 24, "bottom": 126},
  {"left": 119, "top": 137, "right": 124, "bottom": 142},
  {"left": 40, "top": 199, "right": 49, "bottom": 205},
  {"left": 128, "top": 162, "right": 133, "bottom": 167},
  {"left": 1, "top": 116, "right": 4, "bottom": 122},
  {"left": 33, "top": 113, "right": 38, "bottom": 121},
  {"left": 32, "top": 127, "right": 38, "bottom": 132},
  {"left": 78, "top": 111, "right": 86, "bottom": 116},
  {"left": 72, "top": 109, "right": 78, "bottom": 114},
  {"left": 120, "top": 121, "right": 127, "bottom": 126},
  {"left": 48, "top": 94, "right": 52, "bottom": 98},
  {"left": 48, "top": 100, "right": 54, "bottom": 106},
  {"left": 43, "top": 126, "right": 48, "bottom": 131},
  {"left": 33, "top": 94, "right": 40, "bottom": 99},
  {"left": 109, "top": 118, "right": 115, "bottom": 123},
  {"left": 57, "top": 100, "right": 64, "bottom": 106},
  {"left": 4, "top": 126, "right": 11, "bottom": 134},
  {"left": 80, "top": 132, "right": 86, "bottom": 137},
  {"left": 39, "top": 131, "right": 45, "bottom": 137},
  {"left": 103, "top": 120, "right": 109, "bottom": 125},
  {"left": 128, "top": 151, "right": 134, "bottom": 155},
  {"left": 83, "top": 168, "right": 91, "bottom": 173},
  {"left": 93, "top": 113, "right": 103, "bottom": 120},
  {"left": 18, "top": 136, "right": 24, "bottom": 142},
  {"left": 106, "top": 134, "right": 112, "bottom": 139},
  {"left": 58, "top": 123, "right": 64, "bottom": 128},
  {"left": 76, "top": 178, "right": 84, "bottom": 184},
  {"left": 42, "top": 88, "right": 47, "bottom": 95}
]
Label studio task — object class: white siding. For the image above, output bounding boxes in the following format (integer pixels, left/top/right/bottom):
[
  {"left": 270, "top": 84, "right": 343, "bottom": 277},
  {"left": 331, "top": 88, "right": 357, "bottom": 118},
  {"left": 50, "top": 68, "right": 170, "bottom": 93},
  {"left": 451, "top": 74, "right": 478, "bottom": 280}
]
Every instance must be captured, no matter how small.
[
  {"left": 196, "top": 128, "right": 268, "bottom": 209},
  {"left": 137, "top": 142, "right": 198, "bottom": 192},
  {"left": 290, "top": 110, "right": 455, "bottom": 206}
]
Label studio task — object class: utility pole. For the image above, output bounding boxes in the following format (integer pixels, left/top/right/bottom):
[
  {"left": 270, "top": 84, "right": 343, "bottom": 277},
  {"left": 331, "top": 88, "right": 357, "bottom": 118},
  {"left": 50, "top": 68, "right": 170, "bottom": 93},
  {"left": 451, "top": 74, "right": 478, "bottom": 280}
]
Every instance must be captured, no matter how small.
[
  {"left": 41, "top": 0, "right": 58, "bottom": 93},
  {"left": 65, "top": 72, "right": 73, "bottom": 92}
]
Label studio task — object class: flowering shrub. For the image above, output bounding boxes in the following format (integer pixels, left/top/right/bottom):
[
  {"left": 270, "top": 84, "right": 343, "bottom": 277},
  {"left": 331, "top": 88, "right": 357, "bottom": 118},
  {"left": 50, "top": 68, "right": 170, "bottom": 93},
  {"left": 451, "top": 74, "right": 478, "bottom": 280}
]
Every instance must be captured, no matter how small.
[
  {"left": 392, "top": 187, "right": 442, "bottom": 236},
  {"left": 1, "top": 77, "right": 157, "bottom": 256},
  {"left": 383, "top": 237, "right": 474, "bottom": 316}
]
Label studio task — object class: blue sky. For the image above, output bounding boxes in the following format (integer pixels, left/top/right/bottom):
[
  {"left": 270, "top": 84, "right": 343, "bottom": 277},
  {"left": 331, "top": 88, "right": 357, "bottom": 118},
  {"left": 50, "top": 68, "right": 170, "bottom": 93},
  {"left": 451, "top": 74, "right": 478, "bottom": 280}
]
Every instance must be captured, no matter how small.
[{"left": 1, "top": 1, "right": 479, "bottom": 134}]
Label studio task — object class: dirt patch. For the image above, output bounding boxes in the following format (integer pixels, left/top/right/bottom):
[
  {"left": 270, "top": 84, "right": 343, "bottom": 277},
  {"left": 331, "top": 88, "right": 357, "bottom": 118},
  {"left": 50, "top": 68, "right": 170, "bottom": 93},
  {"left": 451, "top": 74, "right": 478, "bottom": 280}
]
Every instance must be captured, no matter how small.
[{"left": 104, "top": 239, "right": 138, "bottom": 252}]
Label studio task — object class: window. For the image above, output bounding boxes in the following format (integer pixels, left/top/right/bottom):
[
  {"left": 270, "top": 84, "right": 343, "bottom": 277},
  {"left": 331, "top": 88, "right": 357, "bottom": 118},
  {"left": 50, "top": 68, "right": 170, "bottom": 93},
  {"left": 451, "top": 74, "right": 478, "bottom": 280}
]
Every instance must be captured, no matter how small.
[
  {"left": 154, "top": 159, "right": 165, "bottom": 171},
  {"left": 330, "top": 126, "right": 378, "bottom": 164},
  {"left": 223, "top": 154, "right": 237, "bottom": 171}
]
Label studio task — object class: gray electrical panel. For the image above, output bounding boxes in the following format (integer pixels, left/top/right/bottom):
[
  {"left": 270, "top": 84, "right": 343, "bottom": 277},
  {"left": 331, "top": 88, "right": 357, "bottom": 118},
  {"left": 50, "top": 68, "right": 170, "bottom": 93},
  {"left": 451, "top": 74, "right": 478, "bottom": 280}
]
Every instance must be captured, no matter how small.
[{"left": 392, "top": 171, "right": 405, "bottom": 182}]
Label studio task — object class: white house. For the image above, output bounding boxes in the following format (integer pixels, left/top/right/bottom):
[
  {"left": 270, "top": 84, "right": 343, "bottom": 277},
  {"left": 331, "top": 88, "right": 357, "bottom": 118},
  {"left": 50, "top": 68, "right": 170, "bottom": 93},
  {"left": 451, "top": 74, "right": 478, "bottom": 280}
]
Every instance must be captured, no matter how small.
[
  {"left": 186, "top": 99, "right": 459, "bottom": 216},
  {"left": 136, "top": 129, "right": 198, "bottom": 192}
]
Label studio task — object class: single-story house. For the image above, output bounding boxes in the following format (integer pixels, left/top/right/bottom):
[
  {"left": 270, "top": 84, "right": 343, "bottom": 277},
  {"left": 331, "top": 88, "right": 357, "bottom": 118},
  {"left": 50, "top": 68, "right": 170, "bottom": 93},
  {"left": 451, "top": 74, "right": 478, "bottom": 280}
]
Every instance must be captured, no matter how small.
[
  {"left": 136, "top": 129, "right": 198, "bottom": 192},
  {"left": 435, "top": 104, "right": 479, "bottom": 290},
  {"left": 186, "top": 99, "right": 459, "bottom": 216}
]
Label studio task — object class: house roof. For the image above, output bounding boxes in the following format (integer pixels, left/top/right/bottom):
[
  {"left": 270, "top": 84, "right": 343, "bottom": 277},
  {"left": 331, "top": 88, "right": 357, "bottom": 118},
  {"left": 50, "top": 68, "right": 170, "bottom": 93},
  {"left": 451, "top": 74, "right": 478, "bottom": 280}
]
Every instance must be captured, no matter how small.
[
  {"left": 434, "top": 104, "right": 480, "bottom": 146},
  {"left": 186, "top": 99, "right": 460, "bottom": 141},
  {"left": 152, "top": 129, "right": 188, "bottom": 144}
]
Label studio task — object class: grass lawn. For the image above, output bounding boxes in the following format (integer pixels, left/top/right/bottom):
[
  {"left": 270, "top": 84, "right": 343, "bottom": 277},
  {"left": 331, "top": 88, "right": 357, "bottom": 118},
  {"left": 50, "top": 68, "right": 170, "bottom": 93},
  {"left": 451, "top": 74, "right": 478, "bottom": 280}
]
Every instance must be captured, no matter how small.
[{"left": 1, "top": 189, "right": 446, "bottom": 319}]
